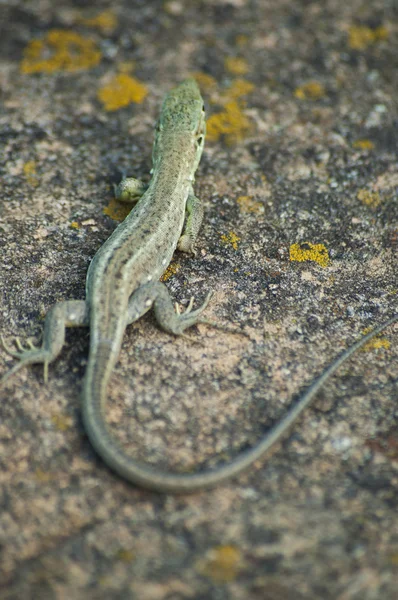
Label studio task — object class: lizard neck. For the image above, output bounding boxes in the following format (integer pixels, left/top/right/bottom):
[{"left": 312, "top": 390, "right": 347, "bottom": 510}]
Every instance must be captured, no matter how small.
[{"left": 148, "top": 132, "right": 197, "bottom": 200}]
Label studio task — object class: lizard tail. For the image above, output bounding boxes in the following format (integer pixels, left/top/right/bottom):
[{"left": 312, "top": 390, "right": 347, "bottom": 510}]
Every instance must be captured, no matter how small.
[{"left": 82, "top": 315, "right": 397, "bottom": 493}]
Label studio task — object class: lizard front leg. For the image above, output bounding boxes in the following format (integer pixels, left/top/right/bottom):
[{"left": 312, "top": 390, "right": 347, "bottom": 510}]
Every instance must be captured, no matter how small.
[
  {"left": 114, "top": 177, "right": 148, "bottom": 203},
  {"left": 177, "top": 191, "right": 204, "bottom": 255},
  {"left": 1, "top": 300, "right": 88, "bottom": 385}
]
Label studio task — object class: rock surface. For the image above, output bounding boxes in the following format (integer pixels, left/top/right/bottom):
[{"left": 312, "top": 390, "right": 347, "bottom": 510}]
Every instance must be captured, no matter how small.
[{"left": 0, "top": 1, "right": 397, "bottom": 598}]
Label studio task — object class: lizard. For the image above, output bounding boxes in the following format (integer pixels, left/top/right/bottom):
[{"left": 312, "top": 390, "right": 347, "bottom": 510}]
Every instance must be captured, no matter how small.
[{"left": 1, "top": 78, "right": 397, "bottom": 493}]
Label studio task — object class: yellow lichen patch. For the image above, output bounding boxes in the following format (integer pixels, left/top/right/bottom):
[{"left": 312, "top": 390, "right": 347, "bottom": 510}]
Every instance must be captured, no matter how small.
[
  {"left": 98, "top": 74, "right": 148, "bottom": 111},
  {"left": 374, "top": 25, "right": 388, "bottom": 40},
  {"left": 103, "top": 197, "right": 132, "bottom": 221},
  {"left": 77, "top": 10, "right": 118, "bottom": 33},
  {"left": 348, "top": 25, "right": 388, "bottom": 51},
  {"left": 224, "top": 56, "right": 249, "bottom": 75},
  {"left": 353, "top": 139, "right": 375, "bottom": 151},
  {"left": 363, "top": 337, "right": 391, "bottom": 351},
  {"left": 207, "top": 101, "right": 252, "bottom": 144},
  {"left": 221, "top": 231, "right": 241, "bottom": 250},
  {"left": 51, "top": 414, "right": 72, "bottom": 432},
  {"left": 198, "top": 545, "right": 242, "bottom": 583},
  {"left": 289, "top": 242, "right": 330, "bottom": 267},
  {"left": 23, "top": 160, "right": 39, "bottom": 186},
  {"left": 21, "top": 30, "right": 101, "bottom": 74},
  {"left": 35, "top": 468, "right": 53, "bottom": 483},
  {"left": 160, "top": 262, "right": 179, "bottom": 282},
  {"left": 223, "top": 78, "right": 255, "bottom": 100},
  {"left": 357, "top": 189, "right": 382, "bottom": 208},
  {"left": 361, "top": 327, "right": 391, "bottom": 352},
  {"left": 70, "top": 221, "right": 80, "bottom": 229},
  {"left": 192, "top": 72, "right": 217, "bottom": 93},
  {"left": 237, "top": 195, "right": 264, "bottom": 214},
  {"left": 115, "top": 549, "right": 135, "bottom": 562},
  {"left": 294, "top": 81, "right": 326, "bottom": 101},
  {"left": 117, "top": 61, "right": 136, "bottom": 74},
  {"left": 236, "top": 35, "right": 249, "bottom": 47}
]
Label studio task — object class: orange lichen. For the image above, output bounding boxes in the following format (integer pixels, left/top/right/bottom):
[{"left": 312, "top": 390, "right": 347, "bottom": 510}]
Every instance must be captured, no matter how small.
[
  {"left": 289, "top": 242, "right": 330, "bottom": 267},
  {"left": 353, "top": 139, "right": 375, "bottom": 151},
  {"left": 207, "top": 101, "right": 252, "bottom": 144},
  {"left": 23, "top": 160, "right": 39, "bottom": 186},
  {"left": 237, "top": 195, "right": 264, "bottom": 214},
  {"left": 160, "top": 262, "right": 179, "bottom": 281},
  {"left": 224, "top": 56, "right": 249, "bottom": 75},
  {"left": 220, "top": 231, "right": 241, "bottom": 250},
  {"left": 348, "top": 25, "right": 388, "bottom": 51},
  {"left": 198, "top": 545, "right": 242, "bottom": 583},
  {"left": 21, "top": 30, "right": 101, "bottom": 74},
  {"left": 103, "top": 197, "right": 133, "bottom": 221},
  {"left": 357, "top": 189, "right": 382, "bottom": 208},
  {"left": 294, "top": 81, "right": 326, "bottom": 100},
  {"left": 77, "top": 10, "right": 118, "bottom": 33},
  {"left": 98, "top": 74, "right": 148, "bottom": 111}
]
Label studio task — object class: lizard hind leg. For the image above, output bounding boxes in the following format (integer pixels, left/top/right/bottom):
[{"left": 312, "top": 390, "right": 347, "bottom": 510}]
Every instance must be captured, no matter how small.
[
  {"left": 126, "top": 282, "right": 212, "bottom": 335},
  {"left": 127, "top": 284, "right": 245, "bottom": 338},
  {"left": 154, "top": 288, "right": 212, "bottom": 335},
  {"left": 0, "top": 300, "right": 88, "bottom": 386},
  {"left": 1, "top": 335, "right": 51, "bottom": 384}
]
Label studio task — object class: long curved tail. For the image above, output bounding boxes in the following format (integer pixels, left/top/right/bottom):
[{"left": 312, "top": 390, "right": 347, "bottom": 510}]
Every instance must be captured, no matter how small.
[{"left": 82, "top": 315, "right": 397, "bottom": 493}]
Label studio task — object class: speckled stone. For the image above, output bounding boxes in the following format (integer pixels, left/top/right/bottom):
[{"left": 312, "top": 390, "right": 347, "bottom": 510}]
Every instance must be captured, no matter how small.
[{"left": 0, "top": 1, "right": 397, "bottom": 598}]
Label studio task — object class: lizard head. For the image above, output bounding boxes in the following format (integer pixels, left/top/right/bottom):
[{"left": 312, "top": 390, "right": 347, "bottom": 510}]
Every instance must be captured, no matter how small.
[
  {"left": 159, "top": 79, "right": 205, "bottom": 134},
  {"left": 153, "top": 79, "right": 206, "bottom": 172}
]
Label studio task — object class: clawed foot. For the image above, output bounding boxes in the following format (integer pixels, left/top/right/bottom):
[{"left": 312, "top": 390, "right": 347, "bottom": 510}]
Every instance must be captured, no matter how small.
[
  {"left": 177, "top": 234, "right": 197, "bottom": 256},
  {"left": 175, "top": 295, "right": 198, "bottom": 316},
  {"left": 2, "top": 336, "right": 40, "bottom": 357},
  {"left": 178, "top": 298, "right": 204, "bottom": 344},
  {"left": 160, "top": 292, "right": 211, "bottom": 339},
  {"left": 176, "top": 292, "right": 212, "bottom": 322},
  {"left": 1, "top": 335, "right": 50, "bottom": 385}
]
